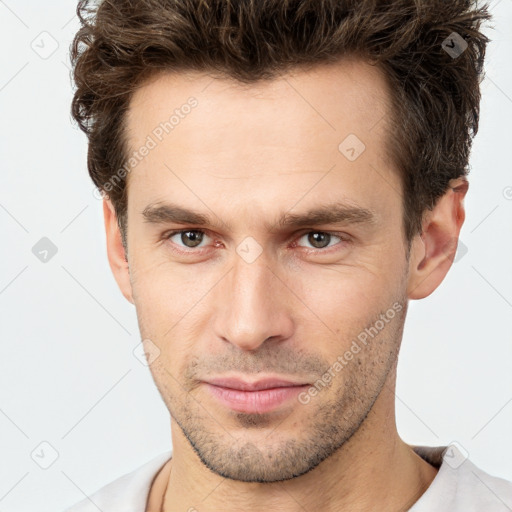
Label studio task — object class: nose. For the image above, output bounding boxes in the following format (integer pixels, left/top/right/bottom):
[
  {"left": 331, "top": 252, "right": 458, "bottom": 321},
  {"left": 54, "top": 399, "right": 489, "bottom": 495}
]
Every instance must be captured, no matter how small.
[{"left": 212, "top": 253, "right": 294, "bottom": 351}]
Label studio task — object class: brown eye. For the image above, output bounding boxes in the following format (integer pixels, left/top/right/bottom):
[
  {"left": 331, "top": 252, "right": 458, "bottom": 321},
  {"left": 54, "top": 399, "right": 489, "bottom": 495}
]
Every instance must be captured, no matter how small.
[
  {"left": 307, "top": 232, "right": 331, "bottom": 249},
  {"left": 179, "top": 230, "right": 203, "bottom": 247},
  {"left": 166, "top": 230, "right": 207, "bottom": 248},
  {"left": 295, "top": 231, "right": 349, "bottom": 252}
]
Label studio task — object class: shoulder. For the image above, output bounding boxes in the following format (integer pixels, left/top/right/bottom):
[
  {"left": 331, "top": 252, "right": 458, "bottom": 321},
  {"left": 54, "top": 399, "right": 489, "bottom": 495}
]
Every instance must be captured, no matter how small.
[
  {"left": 451, "top": 457, "right": 512, "bottom": 511},
  {"left": 62, "top": 450, "right": 173, "bottom": 512},
  {"left": 410, "top": 444, "right": 512, "bottom": 511}
]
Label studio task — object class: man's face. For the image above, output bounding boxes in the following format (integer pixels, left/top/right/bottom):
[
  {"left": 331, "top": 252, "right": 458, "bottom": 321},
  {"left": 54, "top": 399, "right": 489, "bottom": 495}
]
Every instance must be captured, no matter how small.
[{"left": 123, "top": 59, "right": 411, "bottom": 482}]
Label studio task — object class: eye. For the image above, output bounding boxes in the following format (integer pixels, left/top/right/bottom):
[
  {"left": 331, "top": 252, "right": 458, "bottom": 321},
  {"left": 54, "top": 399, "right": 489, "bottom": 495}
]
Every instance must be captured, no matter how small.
[
  {"left": 165, "top": 229, "right": 210, "bottom": 249},
  {"left": 161, "top": 229, "right": 350, "bottom": 255},
  {"left": 295, "top": 231, "right": 348, "bottom": 250}
]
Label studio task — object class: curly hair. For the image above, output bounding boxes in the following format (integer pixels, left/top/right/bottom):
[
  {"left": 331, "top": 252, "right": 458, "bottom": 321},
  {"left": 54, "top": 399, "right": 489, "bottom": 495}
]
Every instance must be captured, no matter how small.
[{"left": 70, "top": 0, "right": 492, "bottom": 247}]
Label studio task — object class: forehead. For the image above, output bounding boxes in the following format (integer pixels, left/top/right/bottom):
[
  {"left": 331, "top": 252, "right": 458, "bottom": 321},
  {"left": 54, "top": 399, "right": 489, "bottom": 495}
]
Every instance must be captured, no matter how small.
[
  {"left": 126, "top": 57, "right": 392, "bottom": 151},
  {"left": 123, "top": 58, "right": 399, "bottom": 227}
]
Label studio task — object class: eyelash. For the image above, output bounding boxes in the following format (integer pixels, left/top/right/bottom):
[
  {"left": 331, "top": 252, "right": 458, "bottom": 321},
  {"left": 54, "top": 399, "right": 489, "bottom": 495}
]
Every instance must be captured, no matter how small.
[{"left": 162, "top": 229, "right": 351, "bottom": 255}]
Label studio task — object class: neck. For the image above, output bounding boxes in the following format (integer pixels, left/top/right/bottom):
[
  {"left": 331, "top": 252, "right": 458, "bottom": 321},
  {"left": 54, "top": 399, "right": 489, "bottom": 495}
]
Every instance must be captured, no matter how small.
[{"left": 149, "top": 370, "right": 438, "bottom": 512}]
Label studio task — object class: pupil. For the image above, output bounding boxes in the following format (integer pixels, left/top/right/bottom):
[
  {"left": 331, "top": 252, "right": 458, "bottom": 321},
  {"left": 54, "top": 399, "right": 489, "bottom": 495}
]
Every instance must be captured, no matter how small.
[
  {"left": 182, "top": 231, "right": 203, "bottom": 247},
  {"left": 309, "top": 232, "right": 330, "bottom": 248}
]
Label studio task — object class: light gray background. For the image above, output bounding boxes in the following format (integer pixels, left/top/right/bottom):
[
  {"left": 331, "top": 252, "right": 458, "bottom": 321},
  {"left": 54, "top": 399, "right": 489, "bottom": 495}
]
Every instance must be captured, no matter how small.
[{"left": 0, "top": 1, "right": 511, "bottom": 511}]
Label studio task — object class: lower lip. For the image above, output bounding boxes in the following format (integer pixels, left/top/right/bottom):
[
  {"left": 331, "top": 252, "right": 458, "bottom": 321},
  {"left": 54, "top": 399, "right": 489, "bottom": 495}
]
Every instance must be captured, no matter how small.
[{"left": 204, "top": 383, "right": 309, "bottom": 414}]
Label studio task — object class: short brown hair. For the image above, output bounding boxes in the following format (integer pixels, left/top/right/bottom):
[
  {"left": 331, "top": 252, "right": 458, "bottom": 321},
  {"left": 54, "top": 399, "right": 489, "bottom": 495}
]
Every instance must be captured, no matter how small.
[{"left": 71, "top": 0, "right": 492, "bottom": 247}]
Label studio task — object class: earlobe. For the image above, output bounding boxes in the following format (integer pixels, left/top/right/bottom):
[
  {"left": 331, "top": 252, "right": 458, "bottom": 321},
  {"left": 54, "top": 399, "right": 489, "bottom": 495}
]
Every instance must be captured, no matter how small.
[
  {"left": 406, "top": 178, "right": 469, "bottom": 300},
  {"left": 103, "top": 198, "right": 134, "bottom": 304}
]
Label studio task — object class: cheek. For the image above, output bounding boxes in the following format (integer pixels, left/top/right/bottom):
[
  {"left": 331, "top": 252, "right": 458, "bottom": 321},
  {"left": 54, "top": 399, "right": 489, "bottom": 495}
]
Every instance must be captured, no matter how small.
[
  {"left": 287, "top": 262, "right": 406, "bottom": 364},
  {"left": 130, "top": 260, "right": 217, "bottom": 363},
  {"left": 130, "top": 256, "right": 200, "bottom": 312},
  {"left": 295, "top": 266, "right": 393, "bottom": 328}
]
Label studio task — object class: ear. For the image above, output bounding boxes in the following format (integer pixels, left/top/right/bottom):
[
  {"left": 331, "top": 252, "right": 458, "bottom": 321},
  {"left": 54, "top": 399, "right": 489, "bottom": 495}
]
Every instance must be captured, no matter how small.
[
  {"left": 406, "top": 177, "right": 469, "bottom": 300},
  {"left": 103, "top": 198, "right": 134, "bottom": 304}
]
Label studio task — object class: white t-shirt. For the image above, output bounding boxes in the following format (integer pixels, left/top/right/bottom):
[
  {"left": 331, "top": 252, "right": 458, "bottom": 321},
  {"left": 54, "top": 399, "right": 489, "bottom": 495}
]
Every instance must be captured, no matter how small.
[{"left": 64, "top": 444, "right": 512, "bottom": 511}]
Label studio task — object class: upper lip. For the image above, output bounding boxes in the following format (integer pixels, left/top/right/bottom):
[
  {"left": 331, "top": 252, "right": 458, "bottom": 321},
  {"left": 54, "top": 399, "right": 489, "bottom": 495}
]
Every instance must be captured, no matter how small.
[{"left": 204, "top": 377, "right": 309, "bottom": 391}]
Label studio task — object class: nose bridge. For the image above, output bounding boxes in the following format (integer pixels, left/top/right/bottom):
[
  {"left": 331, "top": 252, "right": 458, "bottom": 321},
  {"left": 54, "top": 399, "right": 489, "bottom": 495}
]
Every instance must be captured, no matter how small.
[{"left": 212, "top": 252, "right": 293, "bottom": 351}]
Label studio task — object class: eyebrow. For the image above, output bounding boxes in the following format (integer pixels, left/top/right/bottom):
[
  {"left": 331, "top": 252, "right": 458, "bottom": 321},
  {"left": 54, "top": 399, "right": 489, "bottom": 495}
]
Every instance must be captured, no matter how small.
[
  {"left": 141, "top": 201, "right": 377, "bottom": 231},
  {"left": 274, "top": 203, "right": 376, "bottom": 231}
]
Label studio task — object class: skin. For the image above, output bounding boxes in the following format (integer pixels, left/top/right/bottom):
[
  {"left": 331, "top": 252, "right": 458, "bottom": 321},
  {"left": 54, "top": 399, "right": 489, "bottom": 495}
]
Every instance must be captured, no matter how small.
[{"left": 103, "top": 57, "right": 468, "bottom": 511}]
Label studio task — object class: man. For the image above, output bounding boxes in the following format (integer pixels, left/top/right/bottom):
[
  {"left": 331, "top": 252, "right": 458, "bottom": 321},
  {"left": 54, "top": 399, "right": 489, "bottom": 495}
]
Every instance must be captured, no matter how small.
[{"left": 65, "top": 0, "right": 512, "bottom": 510}]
